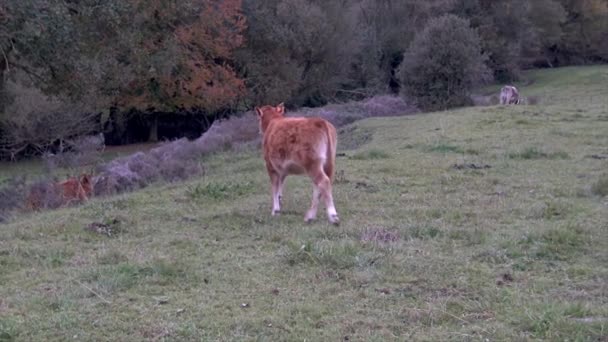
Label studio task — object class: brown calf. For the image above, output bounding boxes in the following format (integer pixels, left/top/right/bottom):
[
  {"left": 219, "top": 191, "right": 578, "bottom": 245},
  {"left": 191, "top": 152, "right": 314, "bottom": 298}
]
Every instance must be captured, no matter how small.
[
  {"left": 26, "top": 174, "right": 93, "bottom": 210},
  {"left": 59, "top": 174, "right": 93, "bottom": 204},
  {"left": 256, "top": 103, "right": 340, "bottom": 225}
]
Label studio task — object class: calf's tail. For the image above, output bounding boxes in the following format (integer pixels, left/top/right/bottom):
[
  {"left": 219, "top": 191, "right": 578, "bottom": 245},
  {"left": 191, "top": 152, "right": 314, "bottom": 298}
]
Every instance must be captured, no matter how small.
[{"left": 324, "top": 122, "right": 337, "bottom": 181}]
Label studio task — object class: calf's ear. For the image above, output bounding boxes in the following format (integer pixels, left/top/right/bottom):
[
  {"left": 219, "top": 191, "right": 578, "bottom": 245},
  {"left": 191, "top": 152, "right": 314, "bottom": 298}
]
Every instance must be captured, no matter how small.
[
  {"left": 255, "top": 107, "right": 263, "bottom": 118},
  {"left": 276, "top": 103, "right": 285, "bottom": 114}
]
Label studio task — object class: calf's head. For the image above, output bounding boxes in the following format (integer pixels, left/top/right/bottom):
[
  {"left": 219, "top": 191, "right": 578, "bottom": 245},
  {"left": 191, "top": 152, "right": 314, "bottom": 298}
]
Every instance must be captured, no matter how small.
[
  {"left": 255, "top": 103, "right": 285, "bottom": 134},
  {"left": 80, "top": 174, "right": 93, "bottom": 197}
]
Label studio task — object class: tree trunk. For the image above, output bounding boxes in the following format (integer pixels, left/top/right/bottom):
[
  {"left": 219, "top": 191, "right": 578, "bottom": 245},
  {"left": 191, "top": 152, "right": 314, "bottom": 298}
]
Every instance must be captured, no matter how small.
[
  {"left": 148, "top": 114, "right": 158, "bottom": 142},
  {"left": 0, "top": 49, "right": 7, "bottom": 114}
]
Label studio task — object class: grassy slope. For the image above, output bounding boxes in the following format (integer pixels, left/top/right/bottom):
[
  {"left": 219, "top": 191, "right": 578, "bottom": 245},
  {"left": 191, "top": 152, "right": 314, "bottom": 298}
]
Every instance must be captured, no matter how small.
[{"left": 1, "top": 66, "right": 607, "bottom": 341}]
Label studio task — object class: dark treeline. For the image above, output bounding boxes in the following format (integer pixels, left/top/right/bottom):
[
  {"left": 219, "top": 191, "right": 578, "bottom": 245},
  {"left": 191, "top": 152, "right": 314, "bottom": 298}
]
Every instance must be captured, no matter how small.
[{"left": 0, "top": 0, "right": 607, "bottom": 159}]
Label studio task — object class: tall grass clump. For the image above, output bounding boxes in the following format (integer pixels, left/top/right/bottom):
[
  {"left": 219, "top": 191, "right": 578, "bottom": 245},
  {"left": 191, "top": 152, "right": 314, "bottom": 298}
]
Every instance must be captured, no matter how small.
[{"left": 590, "top": 173, "right": 608, "bottom": 197}]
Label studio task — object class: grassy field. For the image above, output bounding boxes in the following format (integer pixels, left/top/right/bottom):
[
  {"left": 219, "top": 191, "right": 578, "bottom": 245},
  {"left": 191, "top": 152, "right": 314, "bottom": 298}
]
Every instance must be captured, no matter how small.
[{"left": 1, "top": 66, "right": 607, "bottom": 341}]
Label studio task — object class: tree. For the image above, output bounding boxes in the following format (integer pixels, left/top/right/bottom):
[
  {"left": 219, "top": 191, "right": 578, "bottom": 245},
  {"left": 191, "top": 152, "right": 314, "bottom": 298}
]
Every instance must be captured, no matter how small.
[
  {"left": 527, "top": 0, "right": 567, "bottom": 67},
  {"left": 452, "top": 0, "right": 538, "bottom": 82},
  {"left": 397, "top": 14, "right": 490, "bottom": 110},
  {"left": 557, "top": 0, "right": 608, "bottom": 64},
  {"left": 237, "top": 0, "right": 361, "bottom": 107},
  {"left": 1, "top": 0, "right": 247, "bottom": 148},
  {"left": 353, "top": 0, "right": 453, "bottom": 94},
  {"left": 114, "top": 0, "right": 247, "bottom": 141}
]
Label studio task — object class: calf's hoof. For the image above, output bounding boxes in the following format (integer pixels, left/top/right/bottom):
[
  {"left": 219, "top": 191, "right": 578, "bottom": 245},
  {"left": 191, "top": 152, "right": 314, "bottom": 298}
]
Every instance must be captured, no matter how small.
[
  {"left": 271, "top": 210, "right": 281, "bottom": 216},
  {"left": 329, "top": 214, "right": 340, "bottom": 226},
  {"left": 304, "top": 210, "right": 317, "bottom": 223}
]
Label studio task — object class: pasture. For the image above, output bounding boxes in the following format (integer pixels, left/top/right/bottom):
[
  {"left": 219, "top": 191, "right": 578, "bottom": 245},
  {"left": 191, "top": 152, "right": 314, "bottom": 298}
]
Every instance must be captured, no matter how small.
[{"left": 1, "top": 66, "right": 607, "bottom": 341}]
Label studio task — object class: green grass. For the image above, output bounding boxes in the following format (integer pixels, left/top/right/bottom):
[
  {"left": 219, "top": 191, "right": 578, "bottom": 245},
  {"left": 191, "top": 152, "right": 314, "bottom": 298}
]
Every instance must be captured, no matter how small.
[
  {"left": 507, "top": 147, "right": 570, "bottom": 160},
  {"left": 351, "top": 149, "right": 391, "bottom": 160},
  {"left": 1, "top": 66, "right": 608, "bottom": 340}
]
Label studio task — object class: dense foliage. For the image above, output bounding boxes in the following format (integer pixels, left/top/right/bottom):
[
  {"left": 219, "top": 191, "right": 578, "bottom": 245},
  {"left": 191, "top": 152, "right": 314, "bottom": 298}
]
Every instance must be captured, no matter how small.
[
  {"left": 1, "top": 0, "right": 607, "bottom": 157},
  {"left": 398, "top": 15, "right": 490, "bottom": 110}
]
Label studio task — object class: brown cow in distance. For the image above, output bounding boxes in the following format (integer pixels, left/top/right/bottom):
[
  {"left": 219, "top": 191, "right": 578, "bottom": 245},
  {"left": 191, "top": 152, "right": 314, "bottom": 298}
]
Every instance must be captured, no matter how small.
[
  {"left": 59, "top": 174, "right": 93, "bottom": 204},
  {"left": 256, "top": 103, "right": 340, "bottom": 225},
  {"left": 26, "top": 174, "right": 93, "bottom": 210}
]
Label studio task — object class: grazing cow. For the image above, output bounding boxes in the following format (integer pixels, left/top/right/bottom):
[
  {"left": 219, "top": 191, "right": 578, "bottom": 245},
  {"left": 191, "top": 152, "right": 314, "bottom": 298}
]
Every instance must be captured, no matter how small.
[
  {"left": 59, "top": 174, "right": 93, "bottom": 204},
  {"left": 26, "top": 174, "right": 93, "bottom": 210},
  {"left": 256, "top": 103, "right": 340, "bottom": 225},
  {"left": 500, "top": 85, "right": 521, "bottom": 105}
]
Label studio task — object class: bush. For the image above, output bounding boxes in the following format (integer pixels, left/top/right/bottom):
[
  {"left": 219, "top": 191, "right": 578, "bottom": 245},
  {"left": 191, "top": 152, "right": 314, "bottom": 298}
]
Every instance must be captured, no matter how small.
[
  {"left": 194, "top": 113, "right": 260, "bottom": 153},
  {"left": 296, "top": 95, "right": 417, "bottom": 128},
  {"left": 94, "top": 139, "right": 205, "bottom": 196},
  {"left": 397, "top": 14, "right": 490, "bottom": 111}
]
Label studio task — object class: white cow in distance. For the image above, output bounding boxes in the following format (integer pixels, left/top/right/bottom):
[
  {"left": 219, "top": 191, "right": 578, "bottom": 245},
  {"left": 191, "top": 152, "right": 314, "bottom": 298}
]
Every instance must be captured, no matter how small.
[{"left": 500, "top": 85, "right": 523, "bottom": 105}]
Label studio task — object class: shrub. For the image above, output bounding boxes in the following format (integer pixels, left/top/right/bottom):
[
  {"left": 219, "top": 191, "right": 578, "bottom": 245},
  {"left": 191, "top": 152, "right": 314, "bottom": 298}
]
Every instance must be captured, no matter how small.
[
  {"left": 94, "top": 139, "right": 205, "bottom": 196},
  {"left": 397, "top": 14, "right": 490, "bottom": 111},
  {"left": 296, "top": 95, "right": 417, "bottom": 128},
  {"left": 194, "top": 113, "right": 260, "bottom": 153}
]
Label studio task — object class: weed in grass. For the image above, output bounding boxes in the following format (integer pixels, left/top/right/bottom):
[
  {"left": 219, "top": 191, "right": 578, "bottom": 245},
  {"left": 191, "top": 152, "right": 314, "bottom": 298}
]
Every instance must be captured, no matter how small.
[
  {"left": 0, "top": 318, "right": 18, "bottom": 342},
  {"left": 360, "top": 227, "right": 400, "bottom": 245},
  {"left": 537, "top": 226, "right": 585, "bottom": 261},
  {"left": 351, "top": 149, "right": 390, "bottom": 160},
  {"left": 427, "top": 143, "right": 465, "bottom": 154},
  {"left": 97, "top": 250, "right": 128, "bottom": 265},
  {"left": 514, "top": 301, "right": 604, "bottom": 340},
  {"left": 563, "top": 303, "right": 594, "bottom": 319},
  {"left": 406, "top": 225, "right": 442, "bottom": 240},
  {"left": 447, "top": 229, "right": 487, "bottom": 246},
  {"left": 186, "top": 181, "right": 254, "bottom": 200},
  {"left": 282, "top": 241, "right": 363, "bottom": 269},
  {"left": 167, "top": 239, "right": 199, "bottom": 254},
  {"left": 85, "top": 218, "right": 124, "bottom": 237},
  {"left": 149, "top": 259, "right": 193, "bottom": 286},
  {"left": 81, "top": 259, "right": 196, "bottom": 295},
  {"left": 425, "top": 143, "right": 479, "bottom": 155},
  {"left": 46, "top": 250, "right": 69, "bottom": 268},
  {"left": 527, "top": 201, "right": 571, "bottom": 220},
  {"left": 515, "top": 119, "right": 533, "bottom": 125},
  {"left": 473, "top": 248, "right": 510, "bottom": 265},
  {"left": 590, "top": 173, "right": 608, "bottom": 197},
  {"left": 508, "top": 147, "right": 569, "bottom": 160},
  {"left": 521, "top": 304, "right": 561, "bottom": 338},
  {"left": 80, "top": 264, "right": 142, "bottom": 294}
]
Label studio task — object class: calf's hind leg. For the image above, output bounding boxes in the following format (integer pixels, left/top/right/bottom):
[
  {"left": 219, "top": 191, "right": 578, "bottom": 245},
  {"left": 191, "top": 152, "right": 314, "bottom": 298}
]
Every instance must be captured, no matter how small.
[
  {"left": 305, "top": 165, "right": 339, "bottom": 225},
  {"left": 269, "top": 171, "right": 282, "bottom": 215}
]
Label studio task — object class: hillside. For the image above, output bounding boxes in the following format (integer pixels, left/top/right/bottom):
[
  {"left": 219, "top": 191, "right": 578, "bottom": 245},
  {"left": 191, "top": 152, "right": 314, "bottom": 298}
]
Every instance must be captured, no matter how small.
[{"left": 1, "top": 66, "right": 607, "bottom": 340}]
